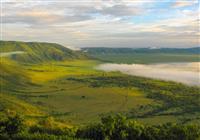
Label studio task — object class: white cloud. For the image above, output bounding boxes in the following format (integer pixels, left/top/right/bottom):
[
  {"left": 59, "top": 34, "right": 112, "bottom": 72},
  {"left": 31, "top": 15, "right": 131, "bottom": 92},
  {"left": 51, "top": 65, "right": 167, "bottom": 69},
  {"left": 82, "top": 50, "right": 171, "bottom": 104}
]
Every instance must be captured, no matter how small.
[
  {"left": 1, "top": 0, "right": 199, "bottom": 48},
  {"left": 172, "top": 0, "right": 198, "bottom": 8}
]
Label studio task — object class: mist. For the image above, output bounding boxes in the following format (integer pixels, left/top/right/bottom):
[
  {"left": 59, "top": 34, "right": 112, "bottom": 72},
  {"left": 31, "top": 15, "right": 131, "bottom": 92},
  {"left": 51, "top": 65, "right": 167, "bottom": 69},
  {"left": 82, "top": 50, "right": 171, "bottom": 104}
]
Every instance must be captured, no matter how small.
[
  {"left": 96, "top": 62, "right": 200, "bottom": 86},
  {"left": 0, "top": 51, "right": 25, "bottom": 57}
]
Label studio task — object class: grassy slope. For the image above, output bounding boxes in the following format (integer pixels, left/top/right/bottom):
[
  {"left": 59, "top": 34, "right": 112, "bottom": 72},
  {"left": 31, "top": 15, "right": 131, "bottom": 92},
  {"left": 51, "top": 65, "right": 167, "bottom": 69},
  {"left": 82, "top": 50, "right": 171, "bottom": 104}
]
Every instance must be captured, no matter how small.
[
  {"left": 0, "top": 93, "right": 43, "bottom": 117},
  {"left": 0, "top": 58, "right": 45, "bottom": 126},
  {"left": 0, "top": 57, "right": 154, "bottom": 125},
  {"left": 0, "top": 58, "right": 30, "bottom": 90},
  {"left": 0, "top": 41, "right": 86, "bottom": 63},
  {"left": 15, "top": 60, "right": 154, "bottom": 125},
  {"left": 0, "top": 41, "right": 200, "bottom": 126},
  {"left": 1, "top": 59, "right": 199, "bottom": 125}
]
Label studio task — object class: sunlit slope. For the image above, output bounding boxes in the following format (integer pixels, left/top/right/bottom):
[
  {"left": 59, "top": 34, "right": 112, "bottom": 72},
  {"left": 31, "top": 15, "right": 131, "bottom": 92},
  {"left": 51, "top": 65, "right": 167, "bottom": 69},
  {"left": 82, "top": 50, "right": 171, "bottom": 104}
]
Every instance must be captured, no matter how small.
[
  {"left": 0, "top": 41, "right": 87, "bottom": 63},
  {"left": 0, "top": 93, "right": 43, "bottom": 117},
  {"left": 0, "top": 58, "right": 30, "bottom": 91},
  {"left": 0, "top": 57, "right": 153, "bottom": 125},
  {"left": 0, "top": 58, "right": 44, "bottom": 122},
  {"left": 26, "top": 60, "right": 100, "bottom": 83},
  {"left": 1, "top": 41, "right": 199, "bottom": 125}
]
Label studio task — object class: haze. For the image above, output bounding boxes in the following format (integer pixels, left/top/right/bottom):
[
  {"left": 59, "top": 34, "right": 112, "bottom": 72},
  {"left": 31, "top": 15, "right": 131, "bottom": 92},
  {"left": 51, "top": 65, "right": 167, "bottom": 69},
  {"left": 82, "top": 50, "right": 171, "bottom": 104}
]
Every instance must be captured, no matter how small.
[{"left": 97, "top": 62, "right": 200, "bottom": 86}]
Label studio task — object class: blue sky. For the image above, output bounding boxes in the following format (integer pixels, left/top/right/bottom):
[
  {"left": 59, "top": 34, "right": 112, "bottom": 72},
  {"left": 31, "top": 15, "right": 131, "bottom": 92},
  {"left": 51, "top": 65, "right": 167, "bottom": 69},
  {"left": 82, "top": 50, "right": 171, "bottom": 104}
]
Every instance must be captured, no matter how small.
[{"left": 1, "top": 0, "right": 199, "bottom": 49}]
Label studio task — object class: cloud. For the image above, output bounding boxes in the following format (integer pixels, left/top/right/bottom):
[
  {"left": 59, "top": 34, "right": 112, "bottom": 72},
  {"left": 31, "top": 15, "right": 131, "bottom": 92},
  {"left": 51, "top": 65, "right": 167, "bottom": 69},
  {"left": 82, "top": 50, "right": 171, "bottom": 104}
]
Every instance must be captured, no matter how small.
[
  {"left": 71, "top": 31, "right": 91, "bottom": 40},
  {"left": 65, "top": 45, "right": 81, "bottom": 51},
  {"left": 99, "top": 4, "right": 143, "bottom": 17},
  {"left": 1, "top": 1, "right": 145, "bottom": 26},
  {"left": 172, "top": 0, "right": 198, "bottom": 8},
  {"left": 2, "top": 8, "right": 92, "bottom": 25},
  {"left": 1, "top": 0, "right": 199, "bottom": 48},
  {"left": 97, "top": 63, "right": 200, "bottom": 86}
]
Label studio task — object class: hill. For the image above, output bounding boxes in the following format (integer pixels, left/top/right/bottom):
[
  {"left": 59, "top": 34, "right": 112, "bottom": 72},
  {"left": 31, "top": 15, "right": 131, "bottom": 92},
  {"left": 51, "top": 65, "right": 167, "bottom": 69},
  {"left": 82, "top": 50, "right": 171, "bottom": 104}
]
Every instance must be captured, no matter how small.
[
  {"left": 82, "top": 47, "right": 200, "bottom": 64},
  {"left": 83, "top": 47, "right": 200, "bottom": 54},
  {"left": 0, "top": 58, "right": 29, "bottom": 91},
  {"left": 0, "top": 41, "right": 200, "bottom": 139},
  {"left": 0, "top": 58, "right": 44, "bottom": 123},
  {"left": 0, "top": 41, "right": 86, "bottom": 63}
]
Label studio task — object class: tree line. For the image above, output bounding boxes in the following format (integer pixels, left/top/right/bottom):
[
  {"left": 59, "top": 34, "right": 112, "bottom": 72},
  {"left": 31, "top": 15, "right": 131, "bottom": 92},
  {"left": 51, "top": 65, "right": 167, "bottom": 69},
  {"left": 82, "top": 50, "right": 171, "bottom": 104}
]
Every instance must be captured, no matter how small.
[{"left": 0, "top": 114, "right": 199, "bottom": 140}]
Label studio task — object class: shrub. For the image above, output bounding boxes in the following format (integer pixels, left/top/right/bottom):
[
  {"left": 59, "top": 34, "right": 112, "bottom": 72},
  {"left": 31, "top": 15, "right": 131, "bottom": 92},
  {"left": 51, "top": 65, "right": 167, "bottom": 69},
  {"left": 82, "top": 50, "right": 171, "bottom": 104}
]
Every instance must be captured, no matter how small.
[
  {"left": 0, "top": 114, "right": 25, "bottom": 136},
  {"left": 13, "top": 132, "right": 76, "bottom": 140},
  {"left": 77, "top": 115, "right": 200, "bottom": 140},
  {"left": 29, "top": 125, "right": 75, "bottom": 137}
]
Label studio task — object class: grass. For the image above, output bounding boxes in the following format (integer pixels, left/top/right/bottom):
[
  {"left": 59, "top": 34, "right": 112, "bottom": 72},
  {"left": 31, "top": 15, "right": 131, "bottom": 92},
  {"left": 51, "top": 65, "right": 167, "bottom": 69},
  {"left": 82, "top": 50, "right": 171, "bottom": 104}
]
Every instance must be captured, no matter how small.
[
  {"left": 13, "top": 60, "right": 153, "bottom": 125},
  {"left": 1, "top": 57, "right": 200, "bottom": 126},
  {"left": 25, "top": 60, "right": 100, "bottom": 83},
  {"left": 27, "top": 83, "right": 152, "bottom": 125},
  {"left": 0, "top": 93, "right": 43, "bottom": 117},
  {"left": 0, "top": 41, "right": 86, "bottom": 63}
]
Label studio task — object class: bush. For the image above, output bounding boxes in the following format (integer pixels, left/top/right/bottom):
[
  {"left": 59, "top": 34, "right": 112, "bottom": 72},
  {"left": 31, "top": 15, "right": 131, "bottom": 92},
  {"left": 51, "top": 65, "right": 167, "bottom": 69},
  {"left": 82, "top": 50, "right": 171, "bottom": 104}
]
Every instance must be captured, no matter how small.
[
  {"left": 13, "top": 132, "right": 76, "bottom": 140},
  {"left": 77, "top": 115, "right": 200, "bottom": 140},
  {"left": 29, "top": 125, "right": 75, "bottom": 137},
  {"left": 0, "top": 114, "right": 199, "bottom": 140},
  {"left": 0, "top": 114, "right": 25, "bottom": 136}
]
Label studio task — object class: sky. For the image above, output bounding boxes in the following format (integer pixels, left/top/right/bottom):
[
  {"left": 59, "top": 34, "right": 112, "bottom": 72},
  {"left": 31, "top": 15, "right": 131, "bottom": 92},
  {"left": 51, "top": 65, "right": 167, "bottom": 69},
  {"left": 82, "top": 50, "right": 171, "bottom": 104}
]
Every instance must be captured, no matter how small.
[{"left": 1, "top": 0, "right": 199, "bottom": 49}]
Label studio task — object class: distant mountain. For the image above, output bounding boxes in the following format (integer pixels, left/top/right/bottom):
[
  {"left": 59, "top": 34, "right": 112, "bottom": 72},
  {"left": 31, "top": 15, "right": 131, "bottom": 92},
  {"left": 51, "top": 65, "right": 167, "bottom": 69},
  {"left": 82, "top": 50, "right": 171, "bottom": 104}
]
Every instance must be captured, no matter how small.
[
  {"left": 82, "top": 47, "right": 199, "bottom": 64},
  {"left": 0, "top": 41, "right": 87, "bottom": 63},
  {"left": 82, "top": 47, "right": 200, "bottom": 54}
]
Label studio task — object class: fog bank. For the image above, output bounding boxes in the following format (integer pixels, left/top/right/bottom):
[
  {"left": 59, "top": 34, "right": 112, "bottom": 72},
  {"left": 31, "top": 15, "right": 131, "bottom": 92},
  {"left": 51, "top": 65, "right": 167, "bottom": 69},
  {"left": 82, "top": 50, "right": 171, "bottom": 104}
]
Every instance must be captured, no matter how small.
[
  {"left": 0, "top": 51, "right": 25, "bottom": 57},
  {"left": 96, "top": 62, "right": 200, "bottom": 86}
]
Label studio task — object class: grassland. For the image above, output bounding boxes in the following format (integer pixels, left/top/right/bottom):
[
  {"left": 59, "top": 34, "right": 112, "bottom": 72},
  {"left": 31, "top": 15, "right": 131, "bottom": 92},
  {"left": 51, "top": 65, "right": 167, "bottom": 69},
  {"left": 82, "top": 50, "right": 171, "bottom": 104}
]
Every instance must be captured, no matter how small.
[
  {"left": 1, "top": 57, "right": 199, "bottom": 126},
  {"left": 1, "top": 58, "right": 154, "bottom": 125},
  {"left": 0, "top": 41, "right": 86, "bottom": 63},
  {"left": 1, "top": 41, "right": 200, "bottom": 128}
]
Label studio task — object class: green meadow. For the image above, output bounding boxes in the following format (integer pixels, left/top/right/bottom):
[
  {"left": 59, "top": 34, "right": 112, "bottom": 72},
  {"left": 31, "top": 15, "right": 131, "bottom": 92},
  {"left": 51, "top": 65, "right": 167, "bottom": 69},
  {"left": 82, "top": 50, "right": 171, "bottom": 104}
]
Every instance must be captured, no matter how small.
[
  {"left": 1, "top": 58, "right": 153, "bottom": 125},
  {"left": 0, "top": 41, "right": 200, "bottom": 139},
  {"left": 1, "top": 58, "right": 200, "bottom": 126}
]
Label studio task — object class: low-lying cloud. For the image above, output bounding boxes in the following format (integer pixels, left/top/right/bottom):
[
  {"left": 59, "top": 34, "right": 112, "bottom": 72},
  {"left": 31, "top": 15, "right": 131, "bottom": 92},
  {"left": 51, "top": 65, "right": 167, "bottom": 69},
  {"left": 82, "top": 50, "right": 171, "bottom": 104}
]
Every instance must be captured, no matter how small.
[
  {"left": 0, "top": 51, "right": 25, "bottom": 57},
  {"left": 96, "top": 62, "right": 200, "bottom": 86}
]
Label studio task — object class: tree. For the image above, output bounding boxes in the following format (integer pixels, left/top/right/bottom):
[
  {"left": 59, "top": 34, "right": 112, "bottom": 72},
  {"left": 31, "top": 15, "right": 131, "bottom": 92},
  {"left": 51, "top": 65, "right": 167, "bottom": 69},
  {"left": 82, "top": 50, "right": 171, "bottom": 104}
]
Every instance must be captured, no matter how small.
[{"left": 0, "top": 114, "right": 25, "bottom": 136}]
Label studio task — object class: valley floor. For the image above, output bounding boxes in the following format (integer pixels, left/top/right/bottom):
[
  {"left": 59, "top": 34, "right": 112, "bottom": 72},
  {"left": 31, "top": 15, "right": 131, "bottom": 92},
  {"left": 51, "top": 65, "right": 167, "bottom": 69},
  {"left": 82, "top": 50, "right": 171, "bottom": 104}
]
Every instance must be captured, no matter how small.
[{"left": 1, "top": 59, "right": 200, "bottom": 126}]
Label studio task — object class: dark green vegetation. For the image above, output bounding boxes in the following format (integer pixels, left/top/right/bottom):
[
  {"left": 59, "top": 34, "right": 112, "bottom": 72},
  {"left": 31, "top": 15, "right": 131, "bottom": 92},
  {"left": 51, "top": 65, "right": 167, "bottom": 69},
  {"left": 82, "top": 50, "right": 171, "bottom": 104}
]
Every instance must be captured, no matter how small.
[
  {"left": 83, "top": 47, "right": 200, "bottom": 54},
  {"left": 1, "top": 41, "right": 200, "bottom": 139},
  {"left": 83, "top": 47, "right": 200, "bottom": 64},
  {"left": 1, "top": 114, "right": 199, "bottom": 140},
  {"left": 67, "top": 75, "right": 200, "bottom": 124}
]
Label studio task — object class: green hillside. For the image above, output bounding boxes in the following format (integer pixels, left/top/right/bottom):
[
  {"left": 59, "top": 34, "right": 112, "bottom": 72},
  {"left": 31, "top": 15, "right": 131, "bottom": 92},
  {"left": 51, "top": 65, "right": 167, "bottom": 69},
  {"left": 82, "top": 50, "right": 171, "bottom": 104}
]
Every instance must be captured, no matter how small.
[
  {"left": 0, "top": 41, "right": 200, "bottom": 139},
  {"left": 0, "top": 58, "right": 44, "bottom": 127},
  {"left": 0, "top": 41, "right": 86, "bottom": 63},
  {"left": 0, "top": 58, "right": 30, "bottom": 91},
  {"left": 0, "top": 41, "right": 199, "bottom": 124}
]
